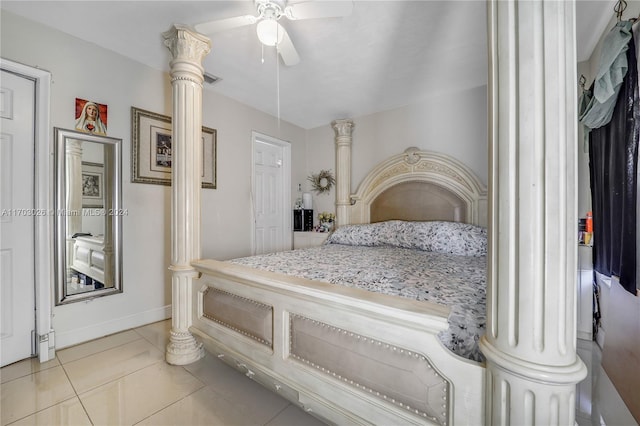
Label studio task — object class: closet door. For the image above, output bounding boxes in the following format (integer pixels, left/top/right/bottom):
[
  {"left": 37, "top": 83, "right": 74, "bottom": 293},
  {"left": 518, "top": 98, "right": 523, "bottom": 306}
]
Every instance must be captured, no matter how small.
[
  {"left": 1, "top": 70, "right": 36, "bottom": 366},
  {"left": 252, "top": 133, "right": 291, "bottom": 255}
]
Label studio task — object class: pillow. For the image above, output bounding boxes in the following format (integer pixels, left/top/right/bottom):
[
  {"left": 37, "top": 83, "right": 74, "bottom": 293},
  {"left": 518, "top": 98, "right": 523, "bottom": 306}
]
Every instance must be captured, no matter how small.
[
  {"left": 392, "top": 220, "right": 419, "bottom": 248},
  {"left": 325, "top": 221, "right": 401, "bottom": 247},
  {"left": 326, "top": 220, "right": 487, "bottom": 256},
  {"left": 417, "top": 221, "right": 487, "bottom": 257},
  {"left": 401, "top": 221, "right": 435, "bottom": 251}
]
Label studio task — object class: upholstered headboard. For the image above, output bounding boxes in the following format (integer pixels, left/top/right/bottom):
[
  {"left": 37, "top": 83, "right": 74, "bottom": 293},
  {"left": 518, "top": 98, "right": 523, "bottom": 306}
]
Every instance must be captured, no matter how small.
[{"left": 348, "top": 148, "right": 487, "bottom": 226}]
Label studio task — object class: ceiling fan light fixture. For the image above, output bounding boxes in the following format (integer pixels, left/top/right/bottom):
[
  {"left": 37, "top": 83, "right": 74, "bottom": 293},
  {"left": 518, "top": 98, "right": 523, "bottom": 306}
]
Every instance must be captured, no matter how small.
[{"left": 256, "top": 18, "right": 284, "bottom": 46}]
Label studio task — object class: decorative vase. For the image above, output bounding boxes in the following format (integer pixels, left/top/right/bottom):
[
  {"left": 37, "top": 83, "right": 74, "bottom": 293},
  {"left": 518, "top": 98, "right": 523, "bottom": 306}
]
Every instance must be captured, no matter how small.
[{"left": 321, "top": 221, "right": 334, "bottom": 232}]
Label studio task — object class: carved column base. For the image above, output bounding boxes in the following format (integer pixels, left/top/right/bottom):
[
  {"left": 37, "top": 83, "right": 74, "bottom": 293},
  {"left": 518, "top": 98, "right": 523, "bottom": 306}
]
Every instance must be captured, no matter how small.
[
  {"left": 166, "top": 266, "right": 202, "bottom": 365},
  {"left": 481, "top": 338, "right": 587, "bottom": 425},
  {"left": 166, "top": 329, "right": 204, "bottom": 365}
]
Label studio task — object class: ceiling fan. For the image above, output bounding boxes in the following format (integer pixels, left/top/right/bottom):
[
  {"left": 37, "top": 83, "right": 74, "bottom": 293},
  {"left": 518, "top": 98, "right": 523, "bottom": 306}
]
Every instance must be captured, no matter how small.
[{"left": 194, "top": 0, "right": 353, "bottom": 66}]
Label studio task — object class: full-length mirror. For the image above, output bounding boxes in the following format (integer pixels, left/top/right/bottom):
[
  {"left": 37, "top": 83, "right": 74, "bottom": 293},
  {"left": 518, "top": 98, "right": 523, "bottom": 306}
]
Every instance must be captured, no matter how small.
[{"left": 55, "top": 127, "right": 123, "bottom": 304}]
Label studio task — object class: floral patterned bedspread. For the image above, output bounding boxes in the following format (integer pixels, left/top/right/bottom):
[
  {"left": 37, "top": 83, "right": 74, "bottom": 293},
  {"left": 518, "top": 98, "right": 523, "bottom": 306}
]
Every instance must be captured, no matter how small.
[{"left": 230, "top": 240, "right": 486, "bottom": 362}]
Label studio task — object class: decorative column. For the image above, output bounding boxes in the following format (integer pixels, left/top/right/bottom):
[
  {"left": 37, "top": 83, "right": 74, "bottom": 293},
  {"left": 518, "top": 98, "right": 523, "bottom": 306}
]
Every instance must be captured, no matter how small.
[
  {"left": 332, "top": 119, "right": 354, "bottom": 227},
  {"left": 65, "top": 139, "right": 82, "bottom": 281},
  {"left": 163, "top": 24, "right": 211, "bottom": 365},
  {"left": 102, "top": 143, "right": 114, "bottom": 287},
  {"left": 479, "top": 1, "right": 587, "bottom": 424}
]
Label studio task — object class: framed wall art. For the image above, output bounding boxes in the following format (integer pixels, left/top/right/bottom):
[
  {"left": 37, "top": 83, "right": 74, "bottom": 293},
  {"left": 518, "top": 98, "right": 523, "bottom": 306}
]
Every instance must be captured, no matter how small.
[
  {"left": 75, "top": 98, "right": 108, "bottom": 136},
  {"left": 131, "top": 107, "right": 216, "bottom": 188},
  {"left": 81, "top": 162, "right": 104, "bottom": 208}
]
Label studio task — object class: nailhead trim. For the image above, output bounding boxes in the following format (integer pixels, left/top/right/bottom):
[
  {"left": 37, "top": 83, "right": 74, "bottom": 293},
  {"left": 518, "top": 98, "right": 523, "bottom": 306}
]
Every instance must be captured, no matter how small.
[
  {"left": 202, "top": 287, "right": 273, "bottom": 347},
  {"left": 289, "top": 314, "right": 449, "bottom": 424}
]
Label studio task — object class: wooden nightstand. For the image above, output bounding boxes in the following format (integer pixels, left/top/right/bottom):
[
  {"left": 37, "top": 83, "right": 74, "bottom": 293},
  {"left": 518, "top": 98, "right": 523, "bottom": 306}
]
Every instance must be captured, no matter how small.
[{"left": 293, "top": 231, "right": 329, "bottom": 249}]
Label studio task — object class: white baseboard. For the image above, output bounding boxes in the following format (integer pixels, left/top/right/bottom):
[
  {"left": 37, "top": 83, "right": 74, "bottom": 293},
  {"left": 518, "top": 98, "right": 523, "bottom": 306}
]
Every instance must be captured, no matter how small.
[{"left": 55, "top": 305, "right": 171, "bottom": 350}]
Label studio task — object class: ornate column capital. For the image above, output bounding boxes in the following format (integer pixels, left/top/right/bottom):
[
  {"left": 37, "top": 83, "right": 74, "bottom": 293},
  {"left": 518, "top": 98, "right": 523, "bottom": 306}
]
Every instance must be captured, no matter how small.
[
  {"left": 162, "top": 24, "right": 211, "bottom": 84},
  {"left": 65, "top": 138, "right": 83, "bottom": 156},
  {"left": 331, "top": 119, "right": 355, "bottom": 141}
]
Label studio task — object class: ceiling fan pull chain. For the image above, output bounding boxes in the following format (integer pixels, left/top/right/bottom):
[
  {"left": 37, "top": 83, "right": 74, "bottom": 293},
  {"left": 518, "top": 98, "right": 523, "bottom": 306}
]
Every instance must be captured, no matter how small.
[
  {"left": 261, "top": 44, "right": 265, "bottom": 64},
  {"left": 276, "top": 41, "right": 281, "bottom": 129}
]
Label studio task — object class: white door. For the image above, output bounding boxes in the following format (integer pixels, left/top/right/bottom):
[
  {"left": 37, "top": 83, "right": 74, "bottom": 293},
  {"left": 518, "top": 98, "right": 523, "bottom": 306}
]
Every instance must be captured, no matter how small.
[
  {"left": 1, "top": 70, "right": 36, "bottom": 367},
  {"left": 252, "top": 133, "right": 291, "bottom": 255}
]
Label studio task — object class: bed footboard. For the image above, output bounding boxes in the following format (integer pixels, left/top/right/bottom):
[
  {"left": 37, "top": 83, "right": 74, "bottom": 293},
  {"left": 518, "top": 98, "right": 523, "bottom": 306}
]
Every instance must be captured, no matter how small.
[{"left": 191, "top": 259, "right": 484, "bottom": 425}]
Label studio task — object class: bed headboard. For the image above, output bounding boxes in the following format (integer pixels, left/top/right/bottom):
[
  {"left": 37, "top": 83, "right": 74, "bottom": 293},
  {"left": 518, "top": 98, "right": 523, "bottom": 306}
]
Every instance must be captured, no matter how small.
[{"left": 348, "top": 148, "right": 487, "bottom": 226}]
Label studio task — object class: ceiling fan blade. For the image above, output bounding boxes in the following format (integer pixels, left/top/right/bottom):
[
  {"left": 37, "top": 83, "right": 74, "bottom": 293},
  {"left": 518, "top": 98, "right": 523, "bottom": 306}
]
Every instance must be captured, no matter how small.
[
  {"left": 284, "top": 1, "right": 353, "bottom": 21},
  {"left": 194, "top": 15, "right": 258, "bottom": 34},
  {"left": 277, "top": 27, "right": 300, "bottom": 66}
]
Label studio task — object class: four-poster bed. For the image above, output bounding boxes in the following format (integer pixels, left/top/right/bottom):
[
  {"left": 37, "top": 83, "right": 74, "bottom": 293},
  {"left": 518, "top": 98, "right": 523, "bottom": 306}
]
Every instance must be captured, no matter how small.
[
  {"left": 190, "top": 146, "right": 488, "bottom": 424},
  {"left": 163, "top": 1, "right": 587, "bottom": 424}
]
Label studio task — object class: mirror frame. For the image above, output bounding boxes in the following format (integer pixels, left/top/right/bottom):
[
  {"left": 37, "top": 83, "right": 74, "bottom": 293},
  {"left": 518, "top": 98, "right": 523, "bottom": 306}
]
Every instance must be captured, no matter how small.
[{"left": 54, "top": 127, "right": 123, "bottom": 304}]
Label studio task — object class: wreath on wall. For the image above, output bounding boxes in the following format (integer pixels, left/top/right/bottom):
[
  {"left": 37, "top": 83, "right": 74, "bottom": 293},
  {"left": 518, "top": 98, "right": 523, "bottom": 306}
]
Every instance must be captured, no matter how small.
[{"left": 308, "top": 169, "right": 335, "bottom": 194}]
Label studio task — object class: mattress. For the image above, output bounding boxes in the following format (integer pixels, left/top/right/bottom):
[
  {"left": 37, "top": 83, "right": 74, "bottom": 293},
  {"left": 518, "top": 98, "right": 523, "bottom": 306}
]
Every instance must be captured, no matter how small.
[{"left": 230, "top": 220, "right": 487, "bottom": 362}]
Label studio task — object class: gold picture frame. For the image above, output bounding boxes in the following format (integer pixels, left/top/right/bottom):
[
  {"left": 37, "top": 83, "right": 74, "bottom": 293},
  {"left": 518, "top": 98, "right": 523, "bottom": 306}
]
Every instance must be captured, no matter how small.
[{"left": 131, "top": 107, "right": 216, "bottom": 188}]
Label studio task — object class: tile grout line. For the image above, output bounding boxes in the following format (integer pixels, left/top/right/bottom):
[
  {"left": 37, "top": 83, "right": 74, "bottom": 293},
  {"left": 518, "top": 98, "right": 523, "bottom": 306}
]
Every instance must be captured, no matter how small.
[
  {"left": 57, "top": 333, "right": 146, "bottom": 365},
  {"left": 50, "top": 326, "right": 167, "bottom": 424},
  {"left": 3, "top": 358, "right": 90, "bottom": 426},
  {"left": 57, "top": 355, "right": 96, "bottom": 425},
  {"left": 0, "top": 357, "right": 60, "bottom": 386},
  {"left": 1, "top": 326, "right": 167, "bottom": 425},
  {"left": 66, "top": 324, "right": 170, "bottom": 425},
  {"left": 262, "top": 402, "right": 295, "bottom": 426},
  {"left": 131, "top": 367, "right": 207, "bottom": 426},
  {"left": 72, "top": 357, "right": 167, "bottom": 397},
  {"left": 132, "top": 328, "right": 159, "bottom": 350}
]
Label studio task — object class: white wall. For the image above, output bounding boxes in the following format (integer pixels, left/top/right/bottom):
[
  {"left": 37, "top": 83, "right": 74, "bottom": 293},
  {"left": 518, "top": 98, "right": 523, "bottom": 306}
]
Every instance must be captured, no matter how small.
[
  {"left": 200, "top": 95, "right": 306, "bottom": 260},
  {"left": 1, "top": 11, "right": 306, "bottom": 348},
  {"left": 305, "top": 85, "right": 488, "bottom": 223}
]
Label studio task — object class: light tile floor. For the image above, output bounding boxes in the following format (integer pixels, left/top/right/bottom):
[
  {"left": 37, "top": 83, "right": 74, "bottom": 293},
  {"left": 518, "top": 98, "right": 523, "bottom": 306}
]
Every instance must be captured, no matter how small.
[
  {"left": 0, "top": 320, "right": 325, "bottom": 426},
  {"left": 576, "top": 339, "right": 637, "bottom": 426},
  {"left": 1, "top": 321, "right": 636, "bottom": 426}
]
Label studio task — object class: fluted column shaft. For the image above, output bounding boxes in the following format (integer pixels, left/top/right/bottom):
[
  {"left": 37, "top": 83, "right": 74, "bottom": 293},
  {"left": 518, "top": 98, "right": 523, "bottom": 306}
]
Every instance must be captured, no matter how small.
[
  {"left": 102, "top": 144, "right": 114, "bottom": 287},
  {"left": 65, "top": 139, "right": 82, "bottom": 281},
  {"left": 163, "top": 24, "right": 211, "bottom": 365},
  {"left": 332, "top": 119, "right": 354, "bottom": 227},
  {"left": 479, "top": 1, "right": 587, "bottom": 424}
]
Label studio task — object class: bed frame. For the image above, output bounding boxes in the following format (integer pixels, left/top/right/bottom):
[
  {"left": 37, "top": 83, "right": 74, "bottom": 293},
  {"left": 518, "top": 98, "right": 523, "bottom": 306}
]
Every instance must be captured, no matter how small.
[
  {"left": 190, "top": 147, "right": 488, "bottom": 425},
  {"left": 165, "top": 12, "right": 586, "bottom": 424}
]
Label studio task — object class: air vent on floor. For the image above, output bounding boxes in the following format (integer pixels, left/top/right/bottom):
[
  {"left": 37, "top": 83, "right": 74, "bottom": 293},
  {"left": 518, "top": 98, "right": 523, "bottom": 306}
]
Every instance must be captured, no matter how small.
[{"left": 203, "top": 72, "right": 221, "bottom": 85}]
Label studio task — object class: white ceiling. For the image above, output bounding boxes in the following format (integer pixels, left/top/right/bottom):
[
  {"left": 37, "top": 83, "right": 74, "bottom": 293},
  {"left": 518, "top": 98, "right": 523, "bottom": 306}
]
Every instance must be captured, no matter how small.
[{"left": 1, "top": 0, "right": 615, "bottom": 129}]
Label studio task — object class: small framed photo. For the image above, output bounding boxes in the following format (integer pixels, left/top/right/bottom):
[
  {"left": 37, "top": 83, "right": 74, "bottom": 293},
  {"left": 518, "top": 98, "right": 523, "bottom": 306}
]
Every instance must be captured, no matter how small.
[
  {"left": 131, "top": 107, "right": 216, "bottom": 188},
  {"left": 81, "top": 162, "right": 104, "bottom": 208},
  {"left": 75, "top": 98, "right": 108, "bottom": 135}
]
